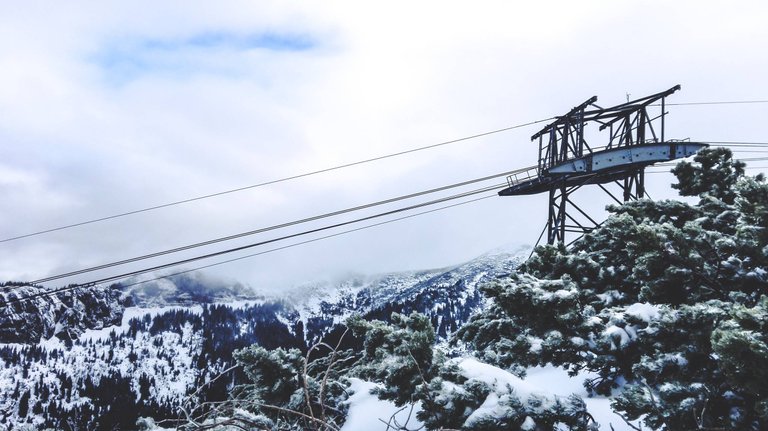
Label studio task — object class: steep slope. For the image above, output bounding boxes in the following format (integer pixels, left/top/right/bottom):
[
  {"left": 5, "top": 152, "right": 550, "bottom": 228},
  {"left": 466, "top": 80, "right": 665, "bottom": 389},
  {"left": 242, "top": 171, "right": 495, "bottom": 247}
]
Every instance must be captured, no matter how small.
[
  {"left": 0, "top": 249, "right": 525, "bottom": 429},
  {"left": 293, "top": 249, "right": 524, "bottom": 343}
]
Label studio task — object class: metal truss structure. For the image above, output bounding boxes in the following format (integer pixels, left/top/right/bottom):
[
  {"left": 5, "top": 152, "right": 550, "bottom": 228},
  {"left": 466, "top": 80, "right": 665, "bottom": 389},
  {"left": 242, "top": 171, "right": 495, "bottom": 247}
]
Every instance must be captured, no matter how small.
[{"left": 499, "top": 85, "right": 707, "bottom": 245}]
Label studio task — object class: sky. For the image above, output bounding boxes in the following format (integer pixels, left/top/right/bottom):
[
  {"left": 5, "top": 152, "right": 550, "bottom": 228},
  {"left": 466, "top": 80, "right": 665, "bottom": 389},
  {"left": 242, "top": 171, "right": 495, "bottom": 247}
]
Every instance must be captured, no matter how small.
[{"left": 1, "top": 1, "right": 768, "bottom": 292}]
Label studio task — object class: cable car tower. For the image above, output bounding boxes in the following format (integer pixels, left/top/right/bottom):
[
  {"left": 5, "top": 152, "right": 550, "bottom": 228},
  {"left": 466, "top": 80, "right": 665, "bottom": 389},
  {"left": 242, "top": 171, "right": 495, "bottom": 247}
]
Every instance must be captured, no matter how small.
[{"left": 499, "top": 85, "right": 707, "bottom": 245}]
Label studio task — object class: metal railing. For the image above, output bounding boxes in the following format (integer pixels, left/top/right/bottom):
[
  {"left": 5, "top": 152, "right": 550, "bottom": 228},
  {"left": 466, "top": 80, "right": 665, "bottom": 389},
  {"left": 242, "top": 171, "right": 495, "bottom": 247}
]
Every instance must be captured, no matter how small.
[{"left": 506, "top": 166, "right": 540, "bottom": 188}]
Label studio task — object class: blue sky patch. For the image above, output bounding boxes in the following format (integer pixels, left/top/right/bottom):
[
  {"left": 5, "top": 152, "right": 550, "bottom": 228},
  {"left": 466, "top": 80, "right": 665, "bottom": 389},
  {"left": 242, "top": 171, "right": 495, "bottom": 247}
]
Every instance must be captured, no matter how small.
[
  {"left": 142, "top": 32, "right": 314, "bottom": 52},
  {"left": 93, "top": 31, "right": 315, "bottom": 84}
]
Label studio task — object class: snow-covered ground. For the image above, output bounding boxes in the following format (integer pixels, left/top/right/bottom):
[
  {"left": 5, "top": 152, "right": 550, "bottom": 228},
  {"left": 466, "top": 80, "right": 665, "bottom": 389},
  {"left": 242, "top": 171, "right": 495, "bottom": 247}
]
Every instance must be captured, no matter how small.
[
  {"left": 525, "top": 365, "right": 638, "bottom": 431},
  {"left": 342, "top": 359, "right": 641, "bottom": 431},
  {"left": 2, "top": 306, "right": 643, "bottom": 430},
  {"left": 342, "top": 379, "right": 425, "bottom": 431}
]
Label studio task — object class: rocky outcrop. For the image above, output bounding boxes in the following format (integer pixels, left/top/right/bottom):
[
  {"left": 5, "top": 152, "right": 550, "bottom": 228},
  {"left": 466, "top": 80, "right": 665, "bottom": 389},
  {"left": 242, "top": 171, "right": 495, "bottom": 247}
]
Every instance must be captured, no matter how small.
[{"left": 0, "top": 283, "right": 123, "bottom": 344}]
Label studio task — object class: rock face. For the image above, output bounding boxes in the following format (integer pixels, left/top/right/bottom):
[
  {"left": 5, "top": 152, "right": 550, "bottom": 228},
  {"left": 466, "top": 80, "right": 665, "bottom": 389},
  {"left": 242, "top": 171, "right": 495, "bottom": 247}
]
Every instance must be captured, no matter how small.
[{"left": 0, "top": 283, "right": 123, "bottom": 344}]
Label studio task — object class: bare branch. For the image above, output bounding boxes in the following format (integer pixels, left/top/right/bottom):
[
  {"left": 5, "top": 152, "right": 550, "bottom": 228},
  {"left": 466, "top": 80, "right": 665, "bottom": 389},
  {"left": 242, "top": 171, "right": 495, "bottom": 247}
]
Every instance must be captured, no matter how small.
[
  {"left": 320, "top": 328, "right": 350, "bottom": 424},
  {"left": 257, "top": 402, "right": 340, "bottom": 431},
  {"left": 614, "top": 410, "right": 643, "bottom": 431},
  {"left": 303, "top": 342, "right": 322, "bottom": 422}
]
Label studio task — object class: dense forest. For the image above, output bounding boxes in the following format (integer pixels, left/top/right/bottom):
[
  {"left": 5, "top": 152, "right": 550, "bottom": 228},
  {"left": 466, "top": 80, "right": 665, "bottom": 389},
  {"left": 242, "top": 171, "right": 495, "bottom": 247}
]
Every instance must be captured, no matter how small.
[{"left": 0, "top": 303, "right": 304, "bottom": 430}]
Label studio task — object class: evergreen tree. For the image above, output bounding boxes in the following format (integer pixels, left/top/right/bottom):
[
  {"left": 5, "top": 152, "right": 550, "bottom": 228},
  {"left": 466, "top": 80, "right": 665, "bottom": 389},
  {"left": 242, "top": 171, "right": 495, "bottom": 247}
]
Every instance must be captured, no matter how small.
[
  {"left": 17, "top": 390, "right": 30, "bottom": 418},
  {"left": 458, "top": 148, "right": 768, "bottom": 429},
  {"left": 230, "top": 337, "right": 356, "bottom": 430}
]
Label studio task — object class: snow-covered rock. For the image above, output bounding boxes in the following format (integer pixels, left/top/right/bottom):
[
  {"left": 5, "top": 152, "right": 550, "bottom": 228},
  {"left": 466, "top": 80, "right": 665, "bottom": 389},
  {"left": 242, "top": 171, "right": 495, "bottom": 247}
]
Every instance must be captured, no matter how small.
[{"left": 0, "top": 283, "right": 123, "bottom": 344}]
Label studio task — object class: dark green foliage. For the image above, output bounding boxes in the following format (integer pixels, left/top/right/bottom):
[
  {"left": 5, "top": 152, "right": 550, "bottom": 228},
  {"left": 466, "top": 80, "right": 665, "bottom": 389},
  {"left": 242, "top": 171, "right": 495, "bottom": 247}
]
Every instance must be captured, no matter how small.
[
  {"left": 458, "top": 273, "right": 599, "bottom": 376},
  {"left": 229, "top": 312, "right": 594, "bottom": 430},
  {"left": 225, "top": 148, "right": 768, "bottom": 430},
  {"left": 2, "top": 300, "right": 314, "bottom": 430},
  {"left": 672, "top": 147, "right": 746, "bottom": 203},
  {"left": 235, "top": 346, "right": 306, "bottom": 408},
  {"left": 17, "top": 390, "right": 30, "bottom": 418},
  {"left": 347, "top": 312, "right": 437, "bottom": 406},
  {"left": 711, "top": 296, "right": 768, "bottom": 423},
  {"left": 231, "top": 339, "right": 357, "bottom": 430},
  {"left": 459, "top": 147, "right": 768, "bottom": 430}
]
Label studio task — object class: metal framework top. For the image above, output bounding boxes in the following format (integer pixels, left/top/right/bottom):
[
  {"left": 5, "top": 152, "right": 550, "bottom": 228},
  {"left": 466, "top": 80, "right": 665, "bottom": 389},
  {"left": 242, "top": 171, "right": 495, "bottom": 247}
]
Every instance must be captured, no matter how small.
[
  {"left": 499, "top": 84, "right": 708, "bottom": 197},
  {"left": 530, "top": 85, "right": 682, "bottom": 174},
  {"left": 532, "top": 85, "right": 680, "bottom": 140}
]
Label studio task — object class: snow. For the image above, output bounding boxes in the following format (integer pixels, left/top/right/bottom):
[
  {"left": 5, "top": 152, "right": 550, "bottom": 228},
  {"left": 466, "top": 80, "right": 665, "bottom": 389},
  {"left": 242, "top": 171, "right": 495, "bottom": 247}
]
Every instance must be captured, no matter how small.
[
  {"left": 458, "top": 358, "right": 539, "bottom": 397},
  {"left": 554, "top": 288, "right": 577, "bottom": 299},
  {"left": 528, "top": 336, "right": 543, "bottom": 353},
  {"left": 625, "top": 303, "right": 660, "bottom": 322},
  {"left": 78, "top": 300, "right": 261, "bottom": 343},
  {"left": 521, "top": 416, "right": 536, "bottom": 430},
  {"left": 340, "top": 360, "right": 642, "bottom": 430},
  {"left": 457, "top": 358, "right": 560, "bottom": 426},
  {"left": 570, "top": 336, "right": 585, "bottom": 346},
  {"left": 339, "top": 360, "right": 642, "bottom": 430},
  {"left": 79, "top": 305, "right": 203, "bottom": 342},
  {"left": 2, "top": 250, "right": 648, "bottom": 430},
  {"left": 341, "top": 378, "right": 424, "bottom": 431},
  {"left": 603, "top": 326, "right": 631, "bottom": 348},
  {"left": 525, "top": 365, "right": 640, "bottom": 431},
  {"left": 596, "top": 290, "right": 623, "bottom": 305},
  {"left": 466, "top": 392, "right": 506, "bottom": 426},
  {"left": 0, "top": 302, "right": 218, "bottom": 427},
  {"left": 40, "top": 334, "right": 66, "bottom": 350}
]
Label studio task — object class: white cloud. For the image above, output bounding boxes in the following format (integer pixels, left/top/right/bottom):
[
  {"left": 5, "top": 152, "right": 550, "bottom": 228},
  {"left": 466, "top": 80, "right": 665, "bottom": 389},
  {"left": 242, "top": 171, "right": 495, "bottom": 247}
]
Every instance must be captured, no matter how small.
[{"left": 1, "top": 1, "right": 767, "bottom": 289}]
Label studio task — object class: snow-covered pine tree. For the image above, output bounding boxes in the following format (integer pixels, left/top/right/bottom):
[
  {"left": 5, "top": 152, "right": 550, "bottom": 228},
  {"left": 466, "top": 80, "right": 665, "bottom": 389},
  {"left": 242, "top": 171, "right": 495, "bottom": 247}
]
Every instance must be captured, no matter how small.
[
  {"left": 225, "top": 312, "right": 594, "bottom": 430},
  {"left": 197, "top": 332, "right": 357, "bottom": 430},
  {"left": 347, "top": 312, "right": 594, "bottom": 430},
  {"left": 458, "top": 148, "right": 768, "bottom": 430}
]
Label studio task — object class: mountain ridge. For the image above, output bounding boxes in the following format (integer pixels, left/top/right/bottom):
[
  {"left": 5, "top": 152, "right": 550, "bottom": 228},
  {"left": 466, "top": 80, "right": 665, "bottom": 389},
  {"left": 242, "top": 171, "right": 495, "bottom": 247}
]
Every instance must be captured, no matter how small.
[{"left": 0, "top": 248, "right": 526, "bottom": 429}]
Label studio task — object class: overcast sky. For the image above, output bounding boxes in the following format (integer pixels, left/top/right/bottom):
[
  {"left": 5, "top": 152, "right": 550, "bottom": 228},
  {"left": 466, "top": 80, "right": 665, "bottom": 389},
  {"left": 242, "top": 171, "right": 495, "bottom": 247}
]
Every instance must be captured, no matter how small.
[{"left": 2, "top": 1, "right": 768, "bottom": 291}]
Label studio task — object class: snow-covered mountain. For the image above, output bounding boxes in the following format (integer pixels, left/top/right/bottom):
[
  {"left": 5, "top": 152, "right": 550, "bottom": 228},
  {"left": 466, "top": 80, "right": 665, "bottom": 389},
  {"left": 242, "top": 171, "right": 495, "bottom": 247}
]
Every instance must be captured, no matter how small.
[
  {"left": 121, "top": 272, "right": 261, "bottom": 307},
  {"left": 0, "top": 249, "right": 525, "bottom": 429},
  {"left": 294, "top": 248, "right": 523, "bottom": 343}
]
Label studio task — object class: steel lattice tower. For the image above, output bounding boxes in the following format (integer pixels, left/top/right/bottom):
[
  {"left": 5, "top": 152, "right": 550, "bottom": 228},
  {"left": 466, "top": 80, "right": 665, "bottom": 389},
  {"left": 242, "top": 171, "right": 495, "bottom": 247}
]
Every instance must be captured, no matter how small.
[{"left": 499, "top": 85, "right": 707, "bottom": 245}]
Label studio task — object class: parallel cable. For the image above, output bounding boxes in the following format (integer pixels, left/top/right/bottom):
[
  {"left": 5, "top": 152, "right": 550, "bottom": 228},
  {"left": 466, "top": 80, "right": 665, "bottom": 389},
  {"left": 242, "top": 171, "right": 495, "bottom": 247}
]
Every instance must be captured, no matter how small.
[
  {"left": 703, "top": 141, "right": 768, "bottom": 146},
  {"left": 2, "top": 106, "right": 765, "bottom": 244},
  {"left": 119, "top": 194, "right": 497, "bottom": 290},
  {"left": 16, "top": 140, "right": 768, "bottom": 283},
  {"left": 29, "top": 168, "right": 530, "bottom": 285},
  {"left": 0, "top": 118, "right": 553, "bottom": 244},
  {"left": 646, "top": 167, "right": 768, "bottom": 174},
  {"left": 665, "top": 100, "right": 768, "bottom": 106},
  {"left": 22, "top": 182, "right": 505, "bottom": 288},
  {"left": 1, "top": 191, "right": 500, "bottom": 306},
  {"left": 20, "top": 143, "right": 768, "bottom": 284}
]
